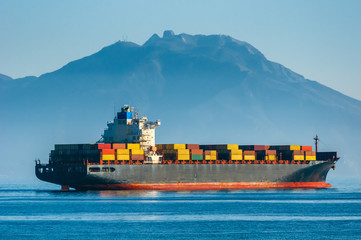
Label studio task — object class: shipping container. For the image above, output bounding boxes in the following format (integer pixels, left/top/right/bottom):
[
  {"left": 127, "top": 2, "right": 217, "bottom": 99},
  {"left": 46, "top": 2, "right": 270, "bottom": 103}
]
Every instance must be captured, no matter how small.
[
  {"left": 265, "top": 155, "right": 276, "bottom": 160},
  {"left": 293, "top": 150, "right": 305, "bottom": 155},
  {"left": 231, "top": 155, "right": 243, "bottom": 160},
  {"left": 170, "top": 144, "right": 186, "bottom": 150},
  {"left": 117, "top": 154, "right": 130, "bottom": 160},
  {"left": 98, "top": 143, "right": 112, "bottom": 150},
  {"left": 127, "top": 143, "right": 140, "bottom": 150},
  {"left": 191, "top": 154, "right": 203, "bottom": 160},
  {"left": 131, "top": 154, "right": 144, "bottom": 160},
  {"left": 113, "top": 143, "right": 126, "bottom": 149},
  {"left": 244, "top": 150, "right": 256, "bottom": 155},
  {"left": 131, "top": 149, "right": 144, "bottom": 155},
  {"left": 102, "top": 154, "right": 115, "bottom": 160},
  {"left": 117, "top": 149, "right": 130, "bottom": 155},
  {"left": 177, "top": 149, "right": 190, "bottom": 155},
  {"left": 293, "top": 155, "right": 305, "bottom": 161},
  {"left": 102, "top": 149, "right": 115, "bottom": 155},
  {"left": 186, "top": 144, "right": 199, "bottom": 149},
  {"left": 191, "top": 149, "right": 203, "bottom": 155},
  {"left": 231, "top": 149, "right": 243, "bottom": 155},
  {"left": 270, "top": 145, "right": 301, "bottom": 151},
  {"left": 178, "top": 154, "right": 190, "bottom": 160},
  {"left": 304, "top": 151, "right": 316, "bottom": 156},
  {"left": 316, "top": 152, "right": 337, "bottom": 160},
  {"left": 239, "top": 145, "right": 270, "bottom": 151},
  {"left": 244, "top": 155, "right": 256, "bottom": 160},
  {"left": 306, "top": 156, "right": 316, "bottom": 161},
  {"left": 205, "top": 155, "right": 217, "bottom": 160},
  {"left": 301, "top": 146, "right": 312, "bottom": 151}
]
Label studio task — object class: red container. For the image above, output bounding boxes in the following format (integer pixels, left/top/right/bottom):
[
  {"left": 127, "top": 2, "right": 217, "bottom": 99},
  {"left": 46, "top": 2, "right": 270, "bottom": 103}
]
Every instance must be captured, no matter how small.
[
  {"left": 244, "top": 150, "right": 256, "bottom": 155},
  {"left": 239, "top": 145, "right": 270, "bottom": 151},
  {"left": 191, "top": 149, "right": 203, "bottom": 155},
  {"left": 293, "top": 150, "right": 304, "bottom": 155},
  {"left": 131, "top": 154, "right": 145, "bottom": 160},
  {"left": 98, "top": 143, "right": 111, "bottom": 149},
  {"left": 113, "top": 143, "right": 126, "bottom": 149},
  {"left": 254, "top": 145, "right": 269, "bottom": 151},
  {"left": 305, "top": 151, "right": 316, "bottom": 156},
  {"left": 102, "top": 149, "right": 115, "bottom": 154},
  {"left": 187, "top": 144, "right": 200, "bottom": 149},
  {"left": 265, "top": 150, "right": 276, "bottom": 155},
  {"left": 302, "top": 146, "right": 312, "bottom": 151}
]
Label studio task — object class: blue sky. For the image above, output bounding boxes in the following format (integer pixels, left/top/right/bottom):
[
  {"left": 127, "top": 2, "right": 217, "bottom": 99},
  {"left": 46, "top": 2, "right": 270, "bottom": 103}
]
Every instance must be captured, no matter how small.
[{"left": 1, "top": 0, "right": 360, "bottom": 100}]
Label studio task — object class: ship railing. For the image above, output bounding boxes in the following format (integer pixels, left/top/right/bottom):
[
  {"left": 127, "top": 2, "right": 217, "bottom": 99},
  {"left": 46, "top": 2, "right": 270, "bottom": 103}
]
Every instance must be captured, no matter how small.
[{"left": 83, "top": 159, "right": 335, "bottom": 166}]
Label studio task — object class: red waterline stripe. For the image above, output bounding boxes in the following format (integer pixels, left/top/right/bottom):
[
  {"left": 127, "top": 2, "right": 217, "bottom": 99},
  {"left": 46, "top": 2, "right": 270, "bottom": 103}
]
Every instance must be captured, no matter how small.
[{"left": 74, "top": 182, "right": 332, "bottom": 190}]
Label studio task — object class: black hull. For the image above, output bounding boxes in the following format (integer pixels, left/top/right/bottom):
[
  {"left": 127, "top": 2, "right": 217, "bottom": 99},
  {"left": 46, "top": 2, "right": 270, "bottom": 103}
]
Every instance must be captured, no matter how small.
[{"left": 36, "top": 160, "right": 337, "bottom": 190}]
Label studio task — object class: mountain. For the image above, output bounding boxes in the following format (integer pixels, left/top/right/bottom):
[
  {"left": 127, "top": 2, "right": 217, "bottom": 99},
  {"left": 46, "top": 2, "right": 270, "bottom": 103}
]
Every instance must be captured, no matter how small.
[
  {"left": 1, "top": 30, "right": 360, "bottom": 182},
  {"left": 0, "top": 73, "right": 12, "bottom": 81}
]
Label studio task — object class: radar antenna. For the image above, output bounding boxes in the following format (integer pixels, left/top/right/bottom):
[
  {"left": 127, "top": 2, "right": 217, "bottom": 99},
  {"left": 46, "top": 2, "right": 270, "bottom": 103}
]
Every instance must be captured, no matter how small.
[{"left": 313, "top": 135, "right": 319, "bottom": 152}]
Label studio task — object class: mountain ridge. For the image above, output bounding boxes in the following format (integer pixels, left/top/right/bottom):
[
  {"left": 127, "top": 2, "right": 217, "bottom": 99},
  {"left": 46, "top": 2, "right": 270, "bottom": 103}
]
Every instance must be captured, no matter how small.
[{"left": 0, "top": 30, "right": 360, "bottom": 181}]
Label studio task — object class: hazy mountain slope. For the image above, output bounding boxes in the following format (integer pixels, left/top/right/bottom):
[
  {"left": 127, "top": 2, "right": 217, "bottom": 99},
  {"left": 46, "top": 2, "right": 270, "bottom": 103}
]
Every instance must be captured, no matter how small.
[
  {"left": 0, "top": 31, "right": 360, "bottom": 182},
  {"left": 0, "top": 73, "right": 12, "bottom": 81}
]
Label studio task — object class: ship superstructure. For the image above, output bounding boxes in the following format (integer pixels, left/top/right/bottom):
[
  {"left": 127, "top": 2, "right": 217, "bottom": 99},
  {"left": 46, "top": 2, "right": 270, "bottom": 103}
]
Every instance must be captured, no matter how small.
[
  {"left": 102, "top": 105, "right": 160, "bottom": 149},
  {"left": 36, "top": 105, "right": 339, "bottom": 191}
]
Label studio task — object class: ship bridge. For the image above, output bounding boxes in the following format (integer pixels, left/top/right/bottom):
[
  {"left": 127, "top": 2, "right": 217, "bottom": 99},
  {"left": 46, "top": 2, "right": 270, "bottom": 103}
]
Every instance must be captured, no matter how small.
[{"left": 102, "top": 105, "right": 160, "bottom": 149}]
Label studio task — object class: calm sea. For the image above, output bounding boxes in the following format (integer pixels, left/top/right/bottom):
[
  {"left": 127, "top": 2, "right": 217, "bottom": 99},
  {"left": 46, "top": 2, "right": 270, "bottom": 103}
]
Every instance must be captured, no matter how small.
[{"left": 1, "top": 179, "right": 361, "bottom": 240}]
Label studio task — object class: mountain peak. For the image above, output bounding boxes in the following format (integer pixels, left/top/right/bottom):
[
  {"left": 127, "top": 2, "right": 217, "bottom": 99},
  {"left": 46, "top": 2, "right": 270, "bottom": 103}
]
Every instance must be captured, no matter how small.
[{"left": 163, "top": 30, "right": 175, "bottom": 38}]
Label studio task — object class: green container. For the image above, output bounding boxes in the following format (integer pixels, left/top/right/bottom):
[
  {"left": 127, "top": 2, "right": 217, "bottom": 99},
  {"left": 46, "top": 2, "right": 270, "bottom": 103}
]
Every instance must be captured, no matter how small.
[{"left": 191, "top": 154, "right": 203, "bottom": 160}]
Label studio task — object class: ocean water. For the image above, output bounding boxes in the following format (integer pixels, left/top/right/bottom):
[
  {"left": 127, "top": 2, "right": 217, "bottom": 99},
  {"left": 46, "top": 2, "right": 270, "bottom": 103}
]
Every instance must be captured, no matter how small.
[{"left": 1, "top": 179, "right": 361, "bottom": 240}]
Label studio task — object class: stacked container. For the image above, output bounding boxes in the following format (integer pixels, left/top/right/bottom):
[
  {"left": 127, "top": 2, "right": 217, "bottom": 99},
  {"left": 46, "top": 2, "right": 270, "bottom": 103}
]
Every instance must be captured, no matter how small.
[
  {"left": 270, "top": 145, "right": 301, "bottom": 151},
  {"left": 305, "top": 151, "right": 316, "bottom": 161},
  {"left": 301, "top": 146, "right": 313, "bottom": 151},
  {"left": 230, "top": 149, "right": 243, "bottom": 160},
  {"left": 52, "top": 144, "right": 100, "bottom": 163},
  {"left": 204, "top": 150, "right": 217, "bottom": 160},
  {"left": 239, "top": 145, "right": 270, "bottom": 151},
  {"left": 293, "top": 150, "right": 305, "bottom": 161},
  {"left": 265, "top": 150, "right": 277, "bottom": 160},
  {"left": 190, "top": 149, "right": 203, "bottom": 161},
  {"left": 243, "top": 151, "right": 256, "bottom": 160}
]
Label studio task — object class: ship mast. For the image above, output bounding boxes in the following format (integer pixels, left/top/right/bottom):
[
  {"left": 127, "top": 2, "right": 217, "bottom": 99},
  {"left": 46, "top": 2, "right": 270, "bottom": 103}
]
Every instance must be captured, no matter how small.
[{"left": 313, "top": 135, "right": 319, "bottom": 152}]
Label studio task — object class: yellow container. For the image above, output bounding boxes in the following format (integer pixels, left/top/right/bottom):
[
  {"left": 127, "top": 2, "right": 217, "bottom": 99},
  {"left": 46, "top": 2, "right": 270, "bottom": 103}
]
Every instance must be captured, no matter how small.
[
  {"left": 117, "top": 154, "right": 130, "bottom": 160},
  {"left": 117, "top": 149, "right": 130, "bottom": 155},
  {"left": 294, "top": 155, "right": 305, "bottom": 161},
  {"left": 306, "top": 156, "right": 316, "bottom": 161},
  {"left": 131, "top": 149, "right": 144, "bottom": 155},
  {"left": 205, "top": 155, "right": 217, "bottom": 160},
  {"left": 177, "top": 149, "right": 190, "bottom": 155},
  {"left": 227, "top": 144, "right": 239, "bottom": 150},
  {"left": 206, "top": 150, "right": 218, "bottom": 156},
  {"left": 127, "top": 143, "right": 140, "bottom": 150},
  {"left": 102, "top": 154, "right": 115, "bottom": 160},
  {"left": 178, "top": 154, "right": 190, "bottom": 160},
  {"left": 290, "top": 145, "right": 301, "bottom": 151},
  {"left": 231, "top": 149, "right": 243, "bottom": 155},
  {"left": 231, "top": 155, "right": 243, "bottom": 160},
  {"left": 244, "top": 155, "right": 256, "bottom": 160},
  {"left": 266, "top": 155, "right": 276, "bottom": 160},
  {"left": 167, "top": 144, "right": 186, "bottom": 150}
]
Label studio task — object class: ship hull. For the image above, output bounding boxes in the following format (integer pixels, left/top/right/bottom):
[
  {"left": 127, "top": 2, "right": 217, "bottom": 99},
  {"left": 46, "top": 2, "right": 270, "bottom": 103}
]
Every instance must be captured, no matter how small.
[{"left": 36, "top": 160, "right": 337, "bottom": 190}]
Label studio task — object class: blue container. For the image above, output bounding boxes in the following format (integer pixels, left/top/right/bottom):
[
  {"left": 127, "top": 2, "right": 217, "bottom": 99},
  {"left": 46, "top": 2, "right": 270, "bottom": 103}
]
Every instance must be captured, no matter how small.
[{"left": 117, "top": 112, "right": 133, "bottom": 119}]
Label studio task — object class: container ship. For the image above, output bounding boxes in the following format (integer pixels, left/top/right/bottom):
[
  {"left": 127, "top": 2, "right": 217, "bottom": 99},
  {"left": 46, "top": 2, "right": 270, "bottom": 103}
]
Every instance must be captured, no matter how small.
[{"left": 36, "top": 105, "right": 339, "bottom": 191}]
